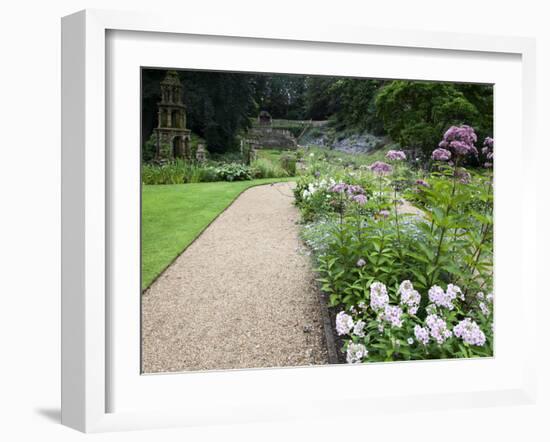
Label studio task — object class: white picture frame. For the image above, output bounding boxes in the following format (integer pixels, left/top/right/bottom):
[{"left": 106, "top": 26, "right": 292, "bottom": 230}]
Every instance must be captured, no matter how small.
[{"left": 61, "top": 9, "right": 537, "bottom": 433}]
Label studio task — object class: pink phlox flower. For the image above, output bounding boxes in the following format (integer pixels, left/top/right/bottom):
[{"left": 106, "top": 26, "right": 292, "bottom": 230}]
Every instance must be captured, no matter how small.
[
  {"left": 398, "top": 280, "right": 421, "bottom": 315},
  {"left": 352, "top": 320, "right": 366, "bottom": 337},
  {"left": 335, "top": 311, "right": 354, "bottom": 336},
  {"left": 346, "top": 342, "right": 368, "bottom": 364},
  {"left": 428, "top": 285, "right": 457, "bottom": 310},
  {"left": 414, "top": 325, "right": 430, "bottom": 345},
  {"left": 382, "top": 304, "right": 404, "bottom": 328},
  {"left": 453, "top": 318, "right": 486, "bottom": 346},
  {"left": 425, "top": 314, "right": 452, "bottom": 344},
  {"left": 370, "top": 282, "right": 389, "bottom": 311},
  {"left": 479, "top": 302, "right": 490, "bottom": 316}
]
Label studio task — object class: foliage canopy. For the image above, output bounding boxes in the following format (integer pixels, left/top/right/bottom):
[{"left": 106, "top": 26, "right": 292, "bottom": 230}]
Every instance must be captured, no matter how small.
[{"left": 142, "top": 70, "right": 492, "bottom": 160}]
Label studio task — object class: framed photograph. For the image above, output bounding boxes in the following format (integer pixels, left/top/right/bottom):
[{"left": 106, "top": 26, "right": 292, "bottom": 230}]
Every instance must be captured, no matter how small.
[{"left": 61, "top": 9, "right": 537, "bottom": 433}]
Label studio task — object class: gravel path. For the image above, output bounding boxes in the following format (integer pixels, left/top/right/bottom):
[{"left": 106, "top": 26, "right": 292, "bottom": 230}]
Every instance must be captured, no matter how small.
[
  {"left": 141, "top": 182, "right": 328, "bottom": 373},
  {"left": 397, "top": 199, "right": 425, "bottom": 217}
]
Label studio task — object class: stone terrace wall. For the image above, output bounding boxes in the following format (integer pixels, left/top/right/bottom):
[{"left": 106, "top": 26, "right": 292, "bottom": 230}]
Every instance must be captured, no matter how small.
[{"left": 246, "top": 127, "right": 297, "bottom": 150}]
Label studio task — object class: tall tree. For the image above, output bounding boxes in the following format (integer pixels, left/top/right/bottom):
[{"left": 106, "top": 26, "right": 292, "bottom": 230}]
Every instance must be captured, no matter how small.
[
  {"left": 182, "top": 71, "right": 256, "bottom": 153},
  {"left": 141, "top": 69, "right": 257, "bottom": 155},
  {"left": 303, "top": 76, "right": 339, "bottom": 120},
  {"left": 251, "top": 74, "right": 307, "bottom": 119},
  {"left": 375, "top": 81, "right": 481, "bottom": 160},
  {"left": 329, "top": 78, "right": 385, "bottom": 133}
]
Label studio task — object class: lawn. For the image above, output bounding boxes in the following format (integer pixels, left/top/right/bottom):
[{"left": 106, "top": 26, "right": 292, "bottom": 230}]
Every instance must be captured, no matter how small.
[
  {"left": 304, "top": 144, "right": 395, "bottom": 167},
  {"left": 256, "top": 148, "right": 289, "bottom": 162},
  {"left": 142, "top": 177, "right": 295, "bottom": 290}
]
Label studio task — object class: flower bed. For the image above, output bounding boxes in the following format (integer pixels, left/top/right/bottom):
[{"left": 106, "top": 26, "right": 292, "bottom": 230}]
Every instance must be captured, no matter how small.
[{"left": 295, "top": 126, "right": 494, "bottom": 363}]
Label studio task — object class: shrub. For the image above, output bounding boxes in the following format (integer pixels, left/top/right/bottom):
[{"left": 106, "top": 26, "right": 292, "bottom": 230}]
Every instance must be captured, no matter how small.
[
  {"left": 375, "top": 81, "right": 487, "bottom": 161},
  {"left": 142, "top": 134, "right": 158, "bottom": 163},
  {"left": 296, "top": 126, "right": 494, "bottom": 364},
  {"left": 141, "top": 160, "right": 208, "bottom": 185},
  {"left": 199, "top": 166, "right": 219, "bottom": 182},
  {"left": 279, "top": 154, "right": 297, "bottom": 176},
  {"left": 142, "top": 159, "right": 235, "bottom": 184},
  {"left": 209, "top": 151, "right": 245, "bottom": 164},
  {"left": 213, "top": 163, "right": 253, "bottom": 181},
  {"left": 251, "top": 158, "right": 288, "bottom": 179}
]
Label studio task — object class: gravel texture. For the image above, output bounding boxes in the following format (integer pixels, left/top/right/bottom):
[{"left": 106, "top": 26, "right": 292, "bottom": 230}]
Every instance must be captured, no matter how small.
[
  {"left": 397, "top": 199, "right": 425, "bottom": 216},
  {"left": 142, "top": 182, "right": 328, "bottom": 373}
]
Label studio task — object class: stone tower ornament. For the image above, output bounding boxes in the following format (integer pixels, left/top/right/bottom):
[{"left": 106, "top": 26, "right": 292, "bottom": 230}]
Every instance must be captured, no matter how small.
[
  {"left": 195, "top": 143, "right": 208, "bottom": 163},
  {"left": 154, "top": 71, "right": 192, "bottom": 161}
]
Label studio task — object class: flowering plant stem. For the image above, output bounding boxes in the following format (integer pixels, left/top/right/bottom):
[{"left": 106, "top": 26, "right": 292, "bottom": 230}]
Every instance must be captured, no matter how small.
[
  {"left": 393, "top": 185, "right": 403, "bottom": 261},
  {"left": 430, "top": 162, "right": 459, "bottom": 286},
  {"left": 465, "top": 177, "right": 493, "bottom": 292},
  {"left": 378, "top": 175, "right": 383, "bottom": 205}
]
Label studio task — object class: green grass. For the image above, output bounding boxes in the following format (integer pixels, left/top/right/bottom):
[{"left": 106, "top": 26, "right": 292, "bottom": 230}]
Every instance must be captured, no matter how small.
[
  {"left": 304, "top": 144, "right": 394, "bottom": 167},
  {"left": 256, "top": 149, "right": 285, "bottom": 162},
  {"left": 141, "top": 177, "right": 295, "bottom": 290}
]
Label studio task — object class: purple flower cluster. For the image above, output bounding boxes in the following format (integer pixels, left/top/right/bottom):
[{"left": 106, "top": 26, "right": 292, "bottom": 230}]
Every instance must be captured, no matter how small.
[
  {"left": 329, "top": 182, "right": 347, "bottom": 194},
  {"left": 426, "top": 314, "right": 453, "bottom": 344},
  {"left": 351, "top": 194, "right": 368, "bottom": 205},
  {"left": 346, "top": 342, "right": 368, "bottom": 364},
  {"left": 333, "top": 280, "right": 491, "bottom": 362},
  {"left": 382, "top": 304, "right": 404, "bottom": 328},
  {"left": 482, "top": 137, "right": 494, "bottom": 157},
  {"left": 385, "top": 150, "right": 407, "bottom": 161},
  {"left": 428, "top": 284, "right": 462, "bottom": 310},
  {"left": 476, "top": 291, "right": 493, "bottom": 316},
  {"left": 447, "top": 284, "right": 465, "bottom": 301},
  {"left": 370, "top": 282, "right": 389, "bottom": 311},
  {"left": 431, "top": 148, "right": 452, "bottom": 162},
  {"left": 453, "top": 318, "right": 486, "bottom": 346},
  {"left": 398, "top": 280, "right": 421, "bottom": 315},
  {"left": 353, "top": 320, "right": 366, "bottom": 337},
  {"left": 369, "top": 161, "right": 393, "bottom": 175},
  {"left": 414, "top": 325, "right": 430, "bottom": 345},
  {"left": 346, "top": 184, "right": 366, "bottom": 195},
  {"left": 482, "top": 137, "right": 494, "bottom": 168},
  {"left": 335, "top": 311, "right": 354, "bottom": 336},
  {"left": 328, "top": 183, "right": 365, "bottom": 196},
  {"left": 415, "top": 179, "right": 430, "bottom": 188},
  {"left": 438, "top": 125, "right": 479, "bottom": 157},
  {"left": 479, "top": 302, "right": 490, "bottom": 316},
  {"left": 328, "top": 182, "right": 368, "bottom": 205},
  {"left": 455, "top": 168, "right": 471, "bottom": 184}
]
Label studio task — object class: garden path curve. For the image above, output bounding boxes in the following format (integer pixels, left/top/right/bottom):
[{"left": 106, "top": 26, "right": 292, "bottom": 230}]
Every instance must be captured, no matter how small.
[{"left": 142, "top": 182, "right": 329, "bottom": 373}]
